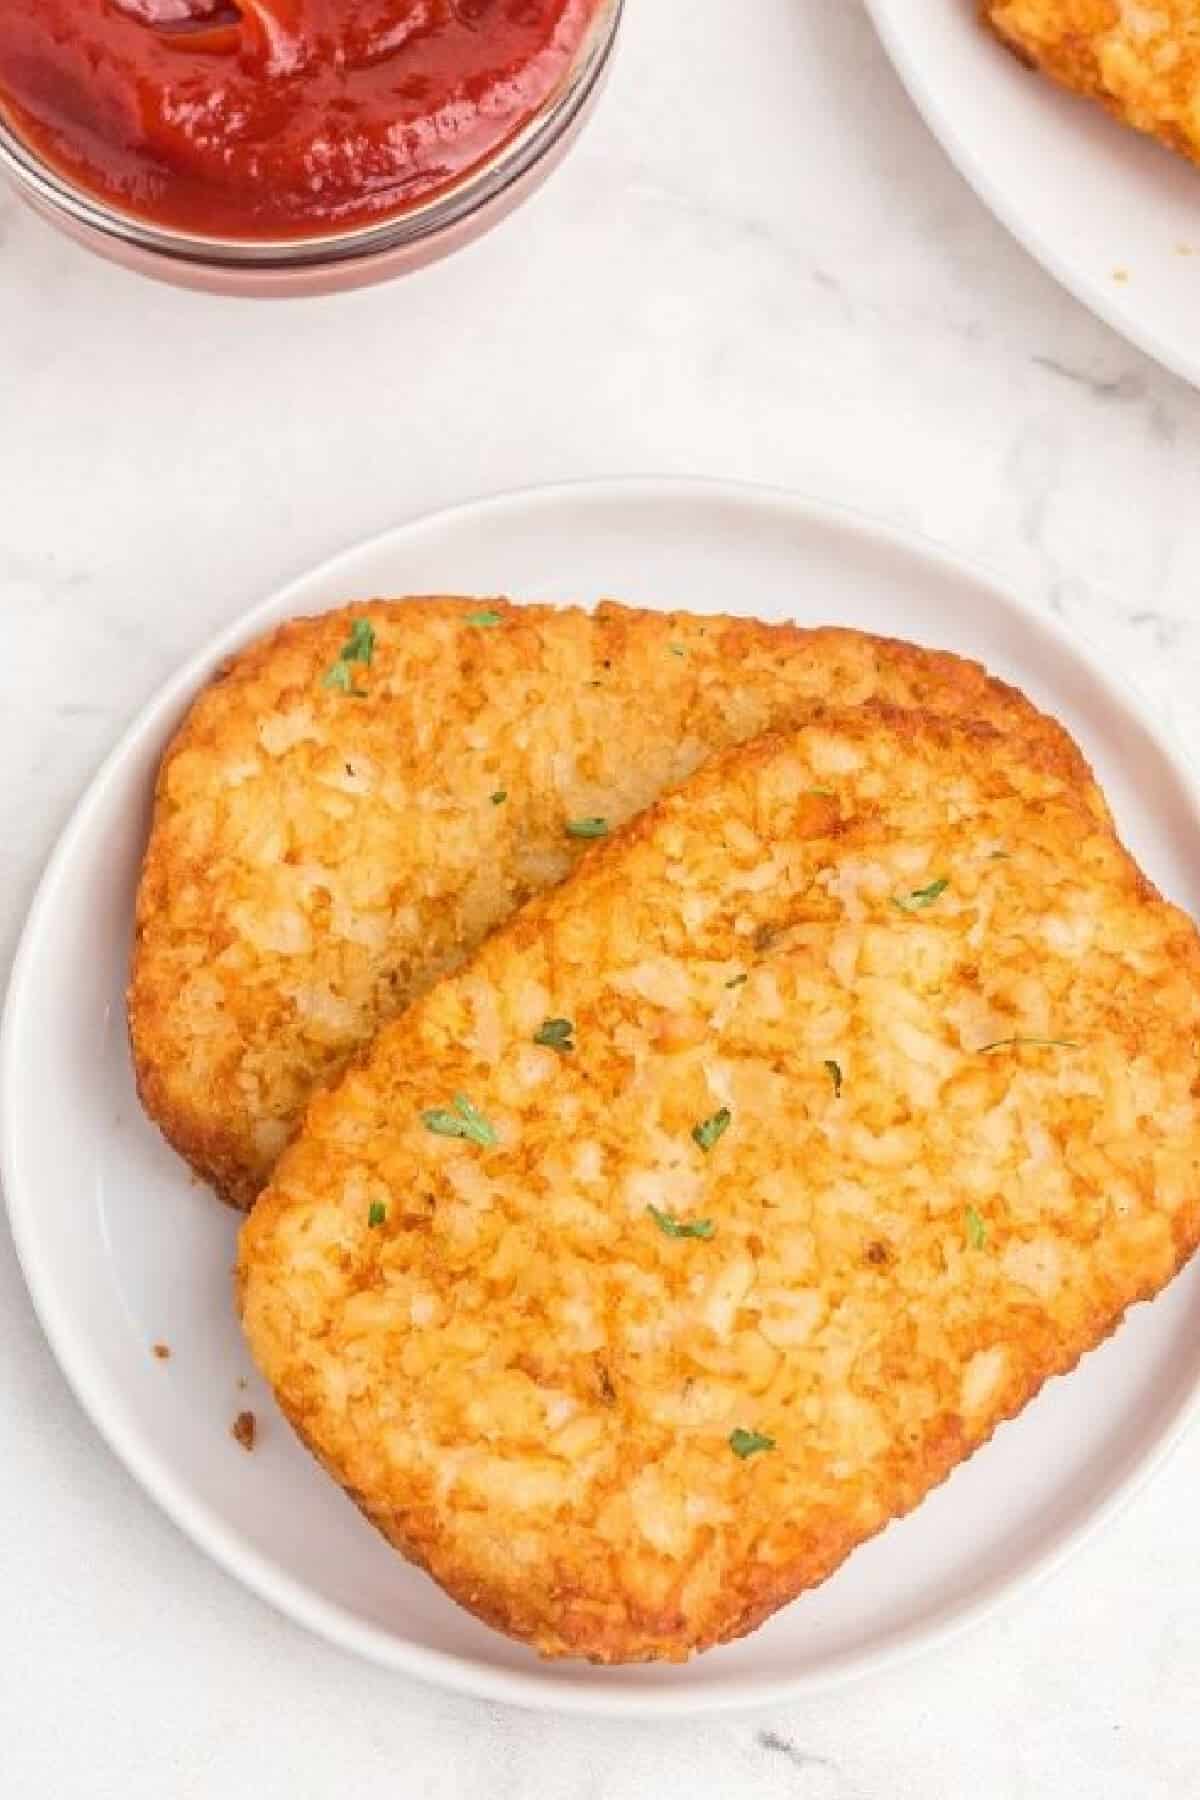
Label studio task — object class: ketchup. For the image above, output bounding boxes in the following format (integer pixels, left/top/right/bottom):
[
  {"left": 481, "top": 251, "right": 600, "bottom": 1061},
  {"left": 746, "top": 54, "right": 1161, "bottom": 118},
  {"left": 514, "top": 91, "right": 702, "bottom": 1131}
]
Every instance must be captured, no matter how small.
[{"left": 0, "top": 0, "right": 600, "bottom": 239}]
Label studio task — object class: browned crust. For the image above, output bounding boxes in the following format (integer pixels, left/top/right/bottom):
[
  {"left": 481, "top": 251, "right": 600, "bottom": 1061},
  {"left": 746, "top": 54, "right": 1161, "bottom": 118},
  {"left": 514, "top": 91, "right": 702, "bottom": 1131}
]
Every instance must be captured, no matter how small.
[
  {"left": 130, "top": 597, "right": 1108, "bottom": 1213},
  {"left": 239, "top": 703, "right": 1200, "bottom": 1662},
  {"left": 347, "top": 1267, "right": 1183, "bottom": 1663},
  {"left": 982, "top": 2, "right": 1200, "bottom": 167}
]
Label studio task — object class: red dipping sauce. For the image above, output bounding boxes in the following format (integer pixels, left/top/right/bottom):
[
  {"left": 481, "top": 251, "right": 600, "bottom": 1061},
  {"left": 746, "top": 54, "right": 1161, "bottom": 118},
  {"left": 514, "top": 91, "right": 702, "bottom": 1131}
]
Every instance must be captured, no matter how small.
[{"left": 0, "top": 0, "right": 601, "bottom": 240}]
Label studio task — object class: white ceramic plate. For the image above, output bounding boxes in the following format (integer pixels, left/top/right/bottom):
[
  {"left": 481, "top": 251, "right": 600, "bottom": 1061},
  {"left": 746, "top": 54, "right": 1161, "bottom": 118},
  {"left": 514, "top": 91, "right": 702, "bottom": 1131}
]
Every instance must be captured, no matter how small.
[
  {"left": 866, "top": 1, "right": 1200, "bottom": 389},
  {"left": 5, "top": 478, "right": 1200, "bottom": 1718}
]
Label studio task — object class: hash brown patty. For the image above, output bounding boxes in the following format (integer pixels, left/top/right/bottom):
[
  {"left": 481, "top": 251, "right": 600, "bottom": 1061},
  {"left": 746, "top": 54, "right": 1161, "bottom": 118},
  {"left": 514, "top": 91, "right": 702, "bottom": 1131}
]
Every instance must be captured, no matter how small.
[
  {"left": 238, "top": 705, "right": 1200, "bottom": 1662},
  {"left": 984, "top": 1, "right": 1200, "bottom": 165},
  {"left": 130, "top": 597, "right": 1105, "bottom": 1210}
]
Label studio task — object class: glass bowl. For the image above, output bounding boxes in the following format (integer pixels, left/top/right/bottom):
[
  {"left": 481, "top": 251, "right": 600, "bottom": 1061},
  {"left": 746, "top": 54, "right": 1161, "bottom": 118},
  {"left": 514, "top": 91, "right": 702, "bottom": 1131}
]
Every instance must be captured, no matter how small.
[{"left": 0, "top": 0, "right": 623, "bottom": 298}]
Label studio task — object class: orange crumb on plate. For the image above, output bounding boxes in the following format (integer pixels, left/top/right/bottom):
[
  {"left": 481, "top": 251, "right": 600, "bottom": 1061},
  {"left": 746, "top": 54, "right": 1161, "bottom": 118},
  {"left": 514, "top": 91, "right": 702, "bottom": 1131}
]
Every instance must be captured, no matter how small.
[{"left": 231, "top": 1410, "right": 257, "bottom": 1452}]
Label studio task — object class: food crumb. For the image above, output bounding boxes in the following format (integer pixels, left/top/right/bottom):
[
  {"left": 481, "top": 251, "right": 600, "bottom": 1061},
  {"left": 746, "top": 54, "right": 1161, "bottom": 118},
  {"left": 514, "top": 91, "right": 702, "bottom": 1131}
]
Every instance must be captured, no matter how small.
[
  {"left": 237, "top": 1375, "right": 248, "bottom": 1390},
  {"left": 152, "top": 1342, "right": 171, "bottom": 1361},
  {"left": 232, "top": 1410, "right": 257, "bottom": 1452},
  {"left": 1112, "top": 267, "right": 1130, "bottom": 284},
  {"left": 594, "top": 1358, "right": 617, "bottom": 1405}
]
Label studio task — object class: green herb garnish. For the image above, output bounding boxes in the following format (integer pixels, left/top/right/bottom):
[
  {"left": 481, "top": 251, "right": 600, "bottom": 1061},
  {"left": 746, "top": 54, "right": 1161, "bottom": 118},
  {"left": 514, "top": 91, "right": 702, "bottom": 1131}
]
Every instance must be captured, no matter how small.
[
  {"left": 989, "top": 850, "right": 1011, "bottom": 861},
  {"left": 977, "top": 1037, "right": 1081, "bottom": 1054},
  {"left": 368, "top": 1201, "right": 387, "bottom": 1229},
  {"left": 421, "top": 1093, "right": 498, "bottom": 1148},
  {"left": 321, "top": 618, "right": 375, "bottom": 693},
  {"left": 692, "top": 1108, "right": 732, "bottom": 1153},
  {"left": 824, "top": 1059, "right": 843, "bottom": 1098},
  {"left": 669, "top": 643, "right": 686, "bottom": 657},
  {"left": 965, "top": 1206, "right": 987, "bottom": 1250},
  {"left": 566, "top": 817, "right": 609, "bottom": 839},
  {"left": 491, "top": 790, "right": 508, "bottom": 806},
  {"left": 534, "top": 1018, "right": 575, "bottom": 1053},
  {"left": 647, "top": 1205, "right": 715, "bottom": 1241},
  {"left": 341, "top": 619, "right": 375, "bottom": 664},
  {"left": 465, "top": 608, "right": 503, "bottom": 629},
  {"left": 725, "top": 973, "right": 748, "bottom": 989},
  {"left": 892, "top": 877, "right": 950, "bottom": 914},
  {"left": 730, "top": 1428, "right": 775, "bottom": 1460}
]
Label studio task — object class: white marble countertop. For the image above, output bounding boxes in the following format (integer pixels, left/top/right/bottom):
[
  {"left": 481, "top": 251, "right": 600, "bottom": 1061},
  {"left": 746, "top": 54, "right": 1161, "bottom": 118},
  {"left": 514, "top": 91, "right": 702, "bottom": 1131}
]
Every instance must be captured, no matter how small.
[{"left": 3, "top": 2, "right": 1200, "bottom": 1794}]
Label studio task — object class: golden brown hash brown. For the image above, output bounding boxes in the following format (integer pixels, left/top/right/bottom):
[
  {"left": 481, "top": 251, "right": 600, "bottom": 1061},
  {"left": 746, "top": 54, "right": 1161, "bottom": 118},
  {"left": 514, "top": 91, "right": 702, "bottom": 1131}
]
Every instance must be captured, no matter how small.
[
  {"left": 130, "top": 597, "right": 1105, "bottom": 1210},
  {"left": 985, "top": 1, "right": 1200, "bottom": 165},
  {"left": 239, "top": 706, "right": 1200, "bottom": 1663}
]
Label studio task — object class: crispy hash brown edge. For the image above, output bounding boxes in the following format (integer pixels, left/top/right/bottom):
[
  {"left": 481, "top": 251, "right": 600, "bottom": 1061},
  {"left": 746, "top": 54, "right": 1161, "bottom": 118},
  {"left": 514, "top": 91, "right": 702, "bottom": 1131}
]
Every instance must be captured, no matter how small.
[
  {"left": 129, "top": 597, "right": 1107, "bottom": 1212},
  {"left": 982, "top": 1, "right": 1200, "bottom": 166},
  {"left": 237, "top": 704, "right": 1199, "bottom": 1663}
]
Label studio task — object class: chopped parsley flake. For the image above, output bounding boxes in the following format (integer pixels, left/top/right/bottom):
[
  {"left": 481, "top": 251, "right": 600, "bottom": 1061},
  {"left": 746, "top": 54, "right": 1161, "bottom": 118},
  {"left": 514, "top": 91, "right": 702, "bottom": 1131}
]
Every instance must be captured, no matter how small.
[
  {"left": 647, "top": 1205, "right": 715, "bottom": 1241},
  {"left": 566, "top": 817, "right": 609, "bottom": 839},
  {"left": 368, "top": 1202, "right": 387, "bottom": 1229},
  {"left": 892, "top": 877, "right": 950, "bottom": 914},
  {"left": 977, "top": 1036, "right": 1081, "bottom": 1053},
  {"left": 465, "top": 609, "right": 503, "bottom": 628},
  {"left": 730, "top": 1428, "right": 775, "bottom": 1460},
  {"left": 725, "top": 973, "right": 749, "bottom": 989},
  {"left": 341, "top": 619, "right": 376, "bottom": 664},
  {"left": 669, "top": 643, "right": 686, "bottom": 657},
  {"left": 692, "top": 1107, "right": 732, "bottom": 1153},
  {"left": 824, "top": 1059, "right": 843, "bottom": 1098},
  {"left": 965, "top": 1206, "right": 987, "bottom": 1250},
  {"left": 989, "top": 850, "right": 1011, "bottom": 861},
  {"left": 321, "top": 618, "right": 375, "bottom": 693},
  {"left": 534, "top": 1017, "right": 575, "bottom": 1052},
  {"left": 491, "top": 790, "right": 508, "bottom": 806},
  {"left": 421, "top": 1093, "right": 498, "bottom": 1148}
]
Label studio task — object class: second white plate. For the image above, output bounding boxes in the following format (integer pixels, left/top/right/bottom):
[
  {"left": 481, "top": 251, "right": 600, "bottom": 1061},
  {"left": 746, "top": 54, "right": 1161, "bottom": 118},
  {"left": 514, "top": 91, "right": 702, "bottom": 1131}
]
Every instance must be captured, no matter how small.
[
  {"left": 866, "top": 0, "right": 1200, "bottom": 388},
  {"left": 5, "top": 478, "right": 1200, "bottom": 1716}
]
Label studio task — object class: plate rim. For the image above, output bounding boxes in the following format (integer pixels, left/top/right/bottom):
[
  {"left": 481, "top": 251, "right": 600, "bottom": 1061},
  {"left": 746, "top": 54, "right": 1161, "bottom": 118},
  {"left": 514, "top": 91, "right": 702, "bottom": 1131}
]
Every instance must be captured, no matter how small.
[
  {"left": 863, "top": 0, "right": 1200, "bottom": 392},
  {"left": 4, "top": 473, "right": 1200, "bottom": 1718}
]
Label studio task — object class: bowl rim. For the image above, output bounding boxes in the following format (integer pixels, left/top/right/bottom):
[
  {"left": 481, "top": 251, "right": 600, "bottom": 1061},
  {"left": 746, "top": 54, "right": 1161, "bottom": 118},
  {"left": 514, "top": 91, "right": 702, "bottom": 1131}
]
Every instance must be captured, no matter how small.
[{"left": 0, "top": 0, "right": 623, "bottom": 270}]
